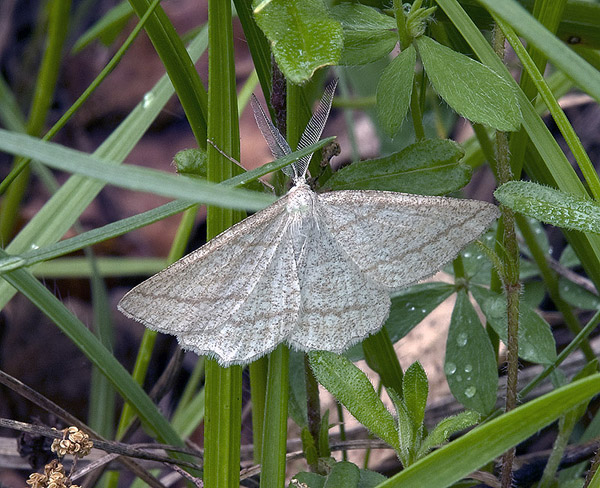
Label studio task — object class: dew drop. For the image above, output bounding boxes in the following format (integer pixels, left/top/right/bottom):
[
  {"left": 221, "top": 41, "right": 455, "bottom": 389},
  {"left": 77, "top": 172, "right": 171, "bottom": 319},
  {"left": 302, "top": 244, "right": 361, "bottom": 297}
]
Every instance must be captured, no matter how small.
[
  {"left": 30, "top": 243, "right": 39, "bottom": 250},
  {"left": 465, "top": 386, "right": 476, "bottom": 398},
  {"left": 456, "top": 332, "right": 468, "bottom": 347},
  {"left": 142, "top": 92, "right": 154, "bottom": 108},
  {"left": 445, "top": 362, "right": 456, "bottom": 375},
  {"left": 463, "top": 252, "right": 472, "bottom": 258},
  {"left": 409, "top": 306, "right": 416, "bottom": 312},
  {"left": 421, "top": 308, "right": 427, "bottom": 314},
  {"left": 464, "top": 364, "right": 473, "bottom": 373}
]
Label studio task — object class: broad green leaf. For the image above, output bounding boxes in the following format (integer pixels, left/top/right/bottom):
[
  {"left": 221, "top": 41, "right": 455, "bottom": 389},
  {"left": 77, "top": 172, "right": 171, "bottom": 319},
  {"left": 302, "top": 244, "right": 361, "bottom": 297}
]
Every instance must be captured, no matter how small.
[
  {"left": 376, "top": 46, "right": 417, "bottom": 137},
  {"left": 330, "top": 3, "right": 397, "bottom": 65},
  {"left": 358, "top": 469, "right": 387, "bottom": 487},
  {"left": 291, "top": 471, "right": 325, "bottom": 488},
  {"left": 417, "top": 411, "right": 480, "bottom": 458},
  {"left": 445, "top": 290, "right": 497, "bottom": 414},
  {"left": 325, "top": 139, "right": 469, "bottom": 194},
  {"left": 324, "top": 461, "right": 360, "bottom": 488},
  {"left": 338, "top": 30, "right": 398, "bottom": 66},
  {"left": 415, "top": 35, "right": 521, "bottom": 131},
  {"left": 253, "top": 0, "right": 343, "bottom": 84},
  {"left": 386, "top": 282, "right": 455, "bottom": 344},
  {"left": 495, "top": 181, "right": 600, "bottom": 234},
  {"left": 331, "top": 3, "right": 396, "bottom": 31},
  {"left": 403, "top": 362, "right": 428, "bottom": 432},
  {"left": 558, "top": 277, "right": 600, "bottom": 310},
  {"left": 308, "top": 351, "right": 400, "bottom": 450},
  {"left": 376, "top": 375, "right": 600, "bottom": 487},
  {"left": 447, "top": 231, "right": 496, "bottom": 284},
  {"left": 471, "top": 285, "right": 557, "bottom": 365}
]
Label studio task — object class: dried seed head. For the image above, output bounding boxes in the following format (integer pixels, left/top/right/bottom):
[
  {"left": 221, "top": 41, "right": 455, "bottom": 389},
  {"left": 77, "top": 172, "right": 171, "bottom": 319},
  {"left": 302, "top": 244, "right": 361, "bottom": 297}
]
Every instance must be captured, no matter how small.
[
  {"left": 26, "top": 472, "right": 47, "bottom": 488},
  {"left": 51, "top": 427, "right": 93, "bottom": 458}
]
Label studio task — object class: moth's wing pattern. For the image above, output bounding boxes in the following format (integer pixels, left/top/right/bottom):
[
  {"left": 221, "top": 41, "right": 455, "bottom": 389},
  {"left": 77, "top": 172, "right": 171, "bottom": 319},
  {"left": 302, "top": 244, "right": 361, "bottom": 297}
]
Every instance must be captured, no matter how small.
[
  {"left": 285, "top": 212, "right": 390, "bottom": 353},
  {"left": 317, "top": 191, "right": 500, "bottom": 292},
  {"left": 118, "top": 195, "right": 301, "bottom": 365},
  {"left": 177, "top": 229, "right": 301, "bottom": 365}
]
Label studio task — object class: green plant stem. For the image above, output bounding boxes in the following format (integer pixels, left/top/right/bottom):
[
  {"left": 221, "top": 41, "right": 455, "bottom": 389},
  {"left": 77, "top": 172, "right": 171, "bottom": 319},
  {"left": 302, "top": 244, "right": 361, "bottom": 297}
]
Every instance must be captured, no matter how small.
[
  {"left": 394, "top": 0, "right": 411, "bottom": 48},
  {"left": 305, "top": 353, "right": 322, "bottom": 472},
  {"left": 0, "top": 0, "right": 70, "bottom": 242},
  {"left": 260, "top": 345, "right": 290, "bottom": 488},
  {"left": 409, "top": 78, "right": 426, "bottom": 141},
  {"left": 490, "top": 24, "right": 521, "bottom": 488},
  {"left": 250, "top": 358, "right": 268, "bottom": 462},
  {"left": 539, "top": 413, "right": 577, "bottom": 488},
  {"left": 204, "top": 1, "right": 243, "bottom": 486},
  {"left": 496, "top": 14, "right": 600, "bottom": 201}
]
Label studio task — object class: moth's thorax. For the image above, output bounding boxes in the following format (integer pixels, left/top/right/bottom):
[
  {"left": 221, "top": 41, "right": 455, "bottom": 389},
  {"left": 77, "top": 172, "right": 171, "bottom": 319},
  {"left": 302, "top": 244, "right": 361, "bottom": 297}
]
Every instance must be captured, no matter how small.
[{"left": 286, "top": 182, "right": 316, "bottom": 216}]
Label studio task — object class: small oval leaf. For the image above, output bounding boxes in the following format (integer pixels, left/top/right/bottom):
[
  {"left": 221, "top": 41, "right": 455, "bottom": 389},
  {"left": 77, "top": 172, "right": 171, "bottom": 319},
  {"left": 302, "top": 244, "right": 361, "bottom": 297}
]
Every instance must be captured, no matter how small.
[
  {"left": 445, "top": 290, "right": 498, "bottom": 414},
  {"left": 376, "top": 45, "right": 416, "bottom": 137},
  {"left": 331, "top": 3, "right": 397, "bottom": 65},
  {"left": 324, "top": 461, "right": 360, "bottom": 488},
  {"left": 471, "top": 285, "right": 557, "bottom": 365},
  {"left": 387, "top": 282, "right": 455, "bottom": 343},
  {"left": 558, "top": 277, "right": 600, "bottom": 310},
  {"left": 309, "top": 351, "right": 400, "bottom": 450},
  {"left": 324, "top": 138, "right": 470, "bottom": 194},
  {"left": 416, "top": 35, "right": 521, "bottom": 131},
  {"left": 253, "top": 0, "right": 343, "bottom": 84},
  {"left": 495, "top": 180, "right": 600, "bottom": 234}
]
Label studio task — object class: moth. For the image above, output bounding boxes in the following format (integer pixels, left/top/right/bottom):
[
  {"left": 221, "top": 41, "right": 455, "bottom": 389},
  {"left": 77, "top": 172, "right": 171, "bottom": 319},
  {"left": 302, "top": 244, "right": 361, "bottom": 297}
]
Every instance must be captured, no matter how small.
[{"left": 119, "top": 80, "right": 499, "bottom": 366}]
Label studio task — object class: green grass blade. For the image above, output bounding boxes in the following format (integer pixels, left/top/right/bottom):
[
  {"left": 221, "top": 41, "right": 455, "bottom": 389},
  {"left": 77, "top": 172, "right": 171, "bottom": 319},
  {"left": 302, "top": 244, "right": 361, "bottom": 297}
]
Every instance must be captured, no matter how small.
[
  {"left": 0, "top": 129, "right": 275, "bottom": 211},
  {"left": 0, "top": 250, "right": 185, "bottom": 448},
  {"left": 0, "top": 31, "right": 207, "bottom": 310},
  {"left": 128, "top": 0, "right": 208, "bottom": 143},
  {"left": 376, "top": 374, "right": 600, "bottom": 487}
]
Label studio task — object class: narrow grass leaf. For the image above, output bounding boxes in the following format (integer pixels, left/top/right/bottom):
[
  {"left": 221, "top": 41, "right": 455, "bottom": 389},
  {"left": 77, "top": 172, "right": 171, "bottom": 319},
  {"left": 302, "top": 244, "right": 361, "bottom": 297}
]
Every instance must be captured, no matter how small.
[
  {"left": 0, "top": 253, "right": 185, "bottom": 448},
  {"left": 445, "top": 290, "right": 497, "bottom": 414},
  {"left": 376, "top": 374, "right": 600, "bottom": 487},
  {"left": 495, "top": 180, "right": 600, "bottom": 234},
  {"left": 416, "top": 35, "right": 521, "bottom": 131},
  {"left": 0, "top": 31, "right": 208, "bottom": 310},
  {"left": 0, "top": 129, "right": 275, "bottom": 211},
  {"left": 376, "top": 46, "right": 416, "bottom": 137},
  {"left": 73, "top": 1, "right": 134, "bottom": 52}
]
